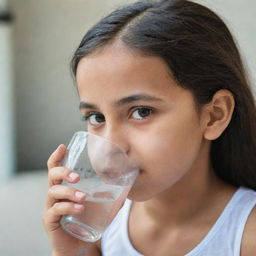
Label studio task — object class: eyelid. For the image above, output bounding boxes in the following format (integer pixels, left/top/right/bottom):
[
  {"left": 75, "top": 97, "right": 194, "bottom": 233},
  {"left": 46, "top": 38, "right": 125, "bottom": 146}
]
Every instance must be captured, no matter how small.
[
  {"left": 128, "top": 106, "right": 154, "bottom": 118},
  {"left": 129, "top": 105, "right": 154, "bottom": 112},
  {"left": 81, "top": 112, "right": 94, "bottom": 121},
  {"left": 81, "top": 106, "right": 154, "bottom": 122},
  {"left": 81, "top": 111, "right": 103, "bottom": 121}
]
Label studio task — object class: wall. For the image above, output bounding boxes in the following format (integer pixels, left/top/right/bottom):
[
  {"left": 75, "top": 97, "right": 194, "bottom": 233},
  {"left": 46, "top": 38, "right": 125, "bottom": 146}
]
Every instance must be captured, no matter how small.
[
  {"left": 0, "top": 0, "right": 15, "bottom": 182},
  {"left": 197, "top": 0, "right": 256, "bottom": 89},
  {"left": 11, "top": 0, "right": 256, "bottom": 171},
  {"left": 11, "top": 0, "right": 135, "bottom": 171}
]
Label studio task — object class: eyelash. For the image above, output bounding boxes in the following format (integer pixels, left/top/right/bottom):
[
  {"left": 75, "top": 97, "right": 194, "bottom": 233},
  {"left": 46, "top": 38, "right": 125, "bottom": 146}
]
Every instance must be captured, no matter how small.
[
  {"left": 81, "top": 106, "right": 154, "bottom": 125},
  {"left": 129, "top": 106, "right": 154, "bottom": 120},
  {"left": 81, "top": 112, "right": 103, "bottom": 122}
]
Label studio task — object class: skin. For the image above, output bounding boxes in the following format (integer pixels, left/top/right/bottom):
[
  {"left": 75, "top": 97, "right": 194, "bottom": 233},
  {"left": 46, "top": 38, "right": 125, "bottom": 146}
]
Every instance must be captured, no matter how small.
[{"left": 43, "top": 41, "right": 256, "bottom": 256}]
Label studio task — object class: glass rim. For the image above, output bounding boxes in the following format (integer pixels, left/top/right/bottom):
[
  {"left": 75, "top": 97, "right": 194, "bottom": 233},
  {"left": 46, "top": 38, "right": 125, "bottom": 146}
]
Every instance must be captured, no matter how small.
[{"left": 73, "top": 131, "right": 128, "bottom": 156}]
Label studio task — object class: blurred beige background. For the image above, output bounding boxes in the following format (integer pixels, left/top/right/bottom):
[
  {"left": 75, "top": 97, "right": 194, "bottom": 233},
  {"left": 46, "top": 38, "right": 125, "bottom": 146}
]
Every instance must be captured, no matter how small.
[{"left": 0, "top": 0, "right": 255, "bottom": 255}]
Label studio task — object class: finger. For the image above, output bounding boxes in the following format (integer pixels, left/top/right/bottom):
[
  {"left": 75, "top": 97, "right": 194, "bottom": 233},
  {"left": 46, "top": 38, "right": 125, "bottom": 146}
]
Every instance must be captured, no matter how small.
[
  {"left": 43, "top": 201, "right": 84, "bottom": 231},
  {"left": 46, "top": 184, "right": 86, "bottom": 209},
  {"left": 47, "top": 144, "right": 67, "bottom": 170},
  {"left": 48, "top": 166, "right": 80, "bottom": 187}
]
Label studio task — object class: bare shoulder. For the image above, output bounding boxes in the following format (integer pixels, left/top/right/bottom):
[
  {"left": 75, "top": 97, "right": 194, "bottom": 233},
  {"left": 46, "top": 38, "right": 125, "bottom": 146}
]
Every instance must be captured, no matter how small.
[{"left": 241, "top": 205, "right": 256, "bottom": 256}]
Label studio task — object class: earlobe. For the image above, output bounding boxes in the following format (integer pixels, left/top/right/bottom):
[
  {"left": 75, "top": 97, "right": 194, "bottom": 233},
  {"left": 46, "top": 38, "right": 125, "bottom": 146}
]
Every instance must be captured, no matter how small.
[{"left": 203, "top": 90, "right": 235, "bottom": 141}]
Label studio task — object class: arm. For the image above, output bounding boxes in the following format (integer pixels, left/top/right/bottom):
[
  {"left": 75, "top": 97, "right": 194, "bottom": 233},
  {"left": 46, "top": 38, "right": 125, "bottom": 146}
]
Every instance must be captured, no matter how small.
[
  {"left": 52, "top": 241, "right": 101, "bottom": 256},
  {"left": 241, "top": 206, "right": 256, "bottom": 256}
]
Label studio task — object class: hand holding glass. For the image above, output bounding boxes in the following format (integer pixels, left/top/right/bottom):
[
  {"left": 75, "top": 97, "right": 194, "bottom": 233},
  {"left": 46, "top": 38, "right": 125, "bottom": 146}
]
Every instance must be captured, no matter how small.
[{"left": 60, "top": 131, "right": 139, "bottom": 242}]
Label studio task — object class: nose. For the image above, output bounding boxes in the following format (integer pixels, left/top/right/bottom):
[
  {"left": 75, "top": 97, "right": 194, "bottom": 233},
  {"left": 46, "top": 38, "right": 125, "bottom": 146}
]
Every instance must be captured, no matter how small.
[{"left": 102, "top": 125, "right": 130, "bottom": 154}]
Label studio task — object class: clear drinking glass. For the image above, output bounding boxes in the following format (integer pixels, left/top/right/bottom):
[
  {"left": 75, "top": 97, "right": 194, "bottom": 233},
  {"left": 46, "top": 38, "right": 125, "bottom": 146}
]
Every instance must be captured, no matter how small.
[{"left": 60, "top": 131, "right": 139, "bottom": 242}]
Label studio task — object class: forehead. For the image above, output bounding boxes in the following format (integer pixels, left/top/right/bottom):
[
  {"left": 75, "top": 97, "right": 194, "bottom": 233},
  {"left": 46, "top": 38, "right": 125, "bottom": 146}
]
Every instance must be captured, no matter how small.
[{"left": 76, "top": 43, "right": 183, "bottom": 103}]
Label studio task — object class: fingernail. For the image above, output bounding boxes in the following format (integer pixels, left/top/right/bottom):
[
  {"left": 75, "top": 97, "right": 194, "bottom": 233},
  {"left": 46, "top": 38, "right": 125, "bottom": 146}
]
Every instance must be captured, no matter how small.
[
  {"left": 75, "top": 191, "right": 85, "bottom": 199},
  {"left": 74, "top": 204, "right": 83, "bottom": 210},
  {"left": 68, "top": 172, "right": 79, "bottom": 180},
  {"left": 54, "top": 144, "right": 62, "bottom": 153}
]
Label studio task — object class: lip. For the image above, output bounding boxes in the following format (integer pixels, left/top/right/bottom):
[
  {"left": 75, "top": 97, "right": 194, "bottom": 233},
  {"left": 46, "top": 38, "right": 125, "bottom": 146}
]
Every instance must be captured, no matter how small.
[
  {"left": 101, "top": 168, "right": 119, "bottom": 177},
  {"left": 99, "top": 167, "right": 143, "bottom": 176}
]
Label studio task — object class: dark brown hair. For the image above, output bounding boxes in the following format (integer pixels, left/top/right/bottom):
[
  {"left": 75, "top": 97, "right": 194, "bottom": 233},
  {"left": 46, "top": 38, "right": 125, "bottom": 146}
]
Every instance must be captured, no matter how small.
[{"left": 71, "top": 0, "right": 256, "bottom": 189}]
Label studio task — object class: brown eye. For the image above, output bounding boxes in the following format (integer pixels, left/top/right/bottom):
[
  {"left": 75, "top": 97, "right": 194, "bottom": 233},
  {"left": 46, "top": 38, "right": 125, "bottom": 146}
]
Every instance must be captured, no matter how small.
[
  {"left": 131, "top": 107, "right": 153, "bottom": 120},
  {"left": 90, "top": 114, "right": 105, "bottom": 125},
  {"left": 83, "top": 113, "right": 105, "bottom": 125}
]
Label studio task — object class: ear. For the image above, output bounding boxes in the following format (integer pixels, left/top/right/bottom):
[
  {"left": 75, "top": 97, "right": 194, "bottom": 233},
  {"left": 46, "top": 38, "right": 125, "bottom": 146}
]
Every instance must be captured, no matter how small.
[{"left": 202, "top": 89, "right": 235, "bottom": 140}]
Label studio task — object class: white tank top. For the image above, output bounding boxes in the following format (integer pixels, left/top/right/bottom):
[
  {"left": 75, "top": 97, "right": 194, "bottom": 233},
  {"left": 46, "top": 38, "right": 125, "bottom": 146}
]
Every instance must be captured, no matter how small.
[{"left": 101, "top": 187, "right": 256, "bottom": 256}]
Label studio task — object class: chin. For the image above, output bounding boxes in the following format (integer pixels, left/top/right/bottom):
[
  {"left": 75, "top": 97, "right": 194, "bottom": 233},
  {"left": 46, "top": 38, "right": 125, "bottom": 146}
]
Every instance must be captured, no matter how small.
[
  {"left": 127, "top": 182, "right": 153, "bottom": 202},
  {"left": 127, "top": 192, "right": 149, "bottom": 202}
]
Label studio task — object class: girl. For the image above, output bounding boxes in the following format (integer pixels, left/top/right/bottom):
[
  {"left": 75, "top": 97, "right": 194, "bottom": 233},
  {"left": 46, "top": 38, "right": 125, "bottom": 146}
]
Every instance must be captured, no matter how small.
[{"left": 43, "top": 0, "right": 256, "bottom": 255}]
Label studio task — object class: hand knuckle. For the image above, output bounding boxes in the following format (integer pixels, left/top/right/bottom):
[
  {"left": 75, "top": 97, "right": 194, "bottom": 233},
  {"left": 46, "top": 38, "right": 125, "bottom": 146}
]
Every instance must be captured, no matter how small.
[
  {"left": 48, "top": 185, "right": 57, "bottom": 196},
  {"left": 52, "top": 202, "right": 61, "bottom": 211},
  {"left": 47, "top": 158, "right": 52, "bottom": 168}
]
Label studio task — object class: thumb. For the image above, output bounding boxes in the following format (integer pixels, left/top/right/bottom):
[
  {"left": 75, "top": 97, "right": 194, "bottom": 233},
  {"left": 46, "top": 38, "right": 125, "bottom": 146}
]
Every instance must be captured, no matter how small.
[{"left": 47, "top": 144, "right": 67, "bottom": 170}]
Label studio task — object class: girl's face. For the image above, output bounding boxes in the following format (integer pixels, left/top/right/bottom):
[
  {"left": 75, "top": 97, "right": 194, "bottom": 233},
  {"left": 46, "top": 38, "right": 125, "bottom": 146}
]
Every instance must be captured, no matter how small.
[{"left": 76, "top": 43, "right": 208, "bottom": 201}]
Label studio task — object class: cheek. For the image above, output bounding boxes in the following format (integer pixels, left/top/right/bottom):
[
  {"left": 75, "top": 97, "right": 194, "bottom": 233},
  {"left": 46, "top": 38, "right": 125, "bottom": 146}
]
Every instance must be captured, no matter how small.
[
  {"left": 129, "top": 121, "right": 204, "bottom": 201},
  {"left": 133, "top": 116, "right": 204, "bottom": 176}
]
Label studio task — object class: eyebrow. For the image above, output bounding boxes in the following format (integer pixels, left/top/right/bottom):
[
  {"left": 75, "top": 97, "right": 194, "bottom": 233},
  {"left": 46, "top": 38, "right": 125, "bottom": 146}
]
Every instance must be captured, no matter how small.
[
  {"left": 79, "top": 102, "right": 97, "bottom": 110},
  {"left": 79, "top": 93, "right": 163, "bottom": 110}
]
